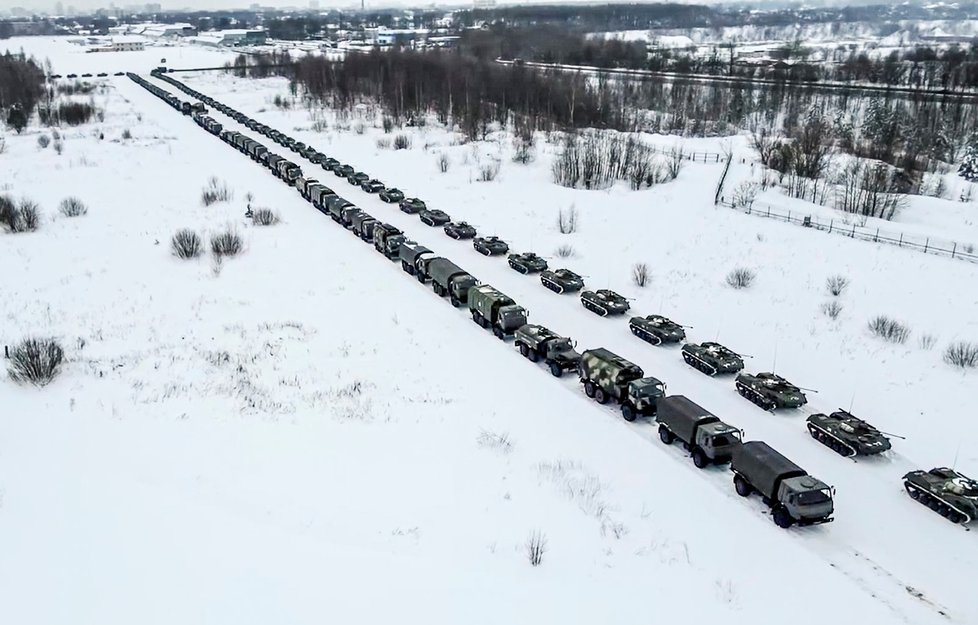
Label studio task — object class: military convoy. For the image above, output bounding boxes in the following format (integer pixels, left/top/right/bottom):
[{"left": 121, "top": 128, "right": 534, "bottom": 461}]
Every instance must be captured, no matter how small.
[
  {"left": 513, "top": 324, "right": 581, "bottom": 377},
  {"left": 379, "top": 187, "right": 404, "bottom": 203},
  {"left": 656, "top": 396, "right": 742, "bottom": 468},
  {"left": 580, "top": 289, "right": 630, "bottom": 316},
  {"left": 141, "top": 70, "right": 978, "bottom": 532},
  {"left": 468, "top": 284, "right": 529, "bottom": 339},
  {"left": 735, "top": 372, "right": 808, "bottom": 410},
  {"left": 681, "top": 342, "right": 745, "bottom": 376},
  {"left": 578, "top": 348, "right": 666, "bottom": 421},
  {"left": 473, "top": 236, "right": 510, "bottom": 256},
  {"left": 508, "top": 252, "right": 548, "bottom": 274},
  {"left": 806, "top": 411, "right": 891, "bottom": 457},
  {"left": 903, "top": 468, "right": 978, "bottom": 525},
  {"left": 419, "top": 209, "right": 451, "bottom": 227},
  {"left": 628, "top": 314, "right": 686, "bottom": 345},
  {"left": 732, "top": 441, "right": 835, "bottom": 528},
  {"left": 400, "top": 198, "right": 426, "bottom": 214}
]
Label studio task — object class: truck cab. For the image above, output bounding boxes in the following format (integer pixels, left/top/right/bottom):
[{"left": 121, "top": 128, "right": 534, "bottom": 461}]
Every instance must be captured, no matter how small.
[{"left": 780, "top": 476, "right": 834, "bottom": 524}]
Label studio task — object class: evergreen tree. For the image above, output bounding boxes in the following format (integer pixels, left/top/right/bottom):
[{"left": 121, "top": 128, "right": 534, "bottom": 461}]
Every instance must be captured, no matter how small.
[{"left": 6, "top": 105, "right": 27, "bottom": 133}]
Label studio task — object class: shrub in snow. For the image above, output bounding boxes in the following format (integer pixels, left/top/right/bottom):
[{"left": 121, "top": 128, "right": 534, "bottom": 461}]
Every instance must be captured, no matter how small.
[
  {"left": 201, "top": 177, "right": 232, "bottom": 206},
  {"left": 868, "top": 315, "right": 910, "bottom": 344},
  {"left": 732, "top": 181, "right": 759, "bottom": 208},
  {"left": 725, "top": 267, "right": 755, "bottom": 289},
  {"left": 53, "top": 139, "right": 63, "bottom": 154},
  {"left": 8, "top": 338, "right": 64, "bottom": 386},
  {"left": 251, "top": 208, "right": 279, "bottom": 226},
  {"left": 171, "top": 229, "right": 202, "bottom": 259},
  {"left": 557, "top": 205, "right": 577, "bottom": 234},
  {"left": 37, "top": 134, "right": 50, "bottom": 149},
  {"left": 0, "top": 195, "right": 17, "bottom": 231},
  {"left": 918, "top": 334, "right": 936, "bottom": 350},
  {"left": 211, "top": 229, "right": 243, "bottom": 257},
  {"left": 826, "top": 275, "right": 849, "bottom": 297},
  {"left": 121, "top": 128, "right": 132, "bottom": 140},
  {"left": 16, "top": 199, "right": 40, "bottom": 232},
  {"left": 525, "top": 530, "right": 547, "bottom": 567},
  {"left": 821, "top": 300, "right": 843, "bottom": 320},
  {"left": 632, "top": 263, "right": 650, "bottom": 287},
  {"left": 476, "top": 430, "right": 513, "bottom": 454},
  {"left": 375, "top": 137, "right": 391, "bottom": 150},
  {"left": 393, "top": 134, "right": 411, "bottom": 150},
  {"left": 354, "top": 122, "right": 366, "bottom": 135},
  {"left": 436, "top": 152, "right": 450, "bottom": 173},
  {"left": 382, "top": 116, "right": 394, "bottom": 133},
  {"left": 59, "top": 197, "right": 87, "bottom": 217},
  {"left": 943, "top": 341, "right": 978, "bottom": 369},
  {"left": 959, "top": 142, "right": 978, "bottom": 182},
  {"left": 554, "top": 244, "right": 576, "bottom": 258},
  {"left": 478, "top": 160, "right": 500, "bottom": 182}
]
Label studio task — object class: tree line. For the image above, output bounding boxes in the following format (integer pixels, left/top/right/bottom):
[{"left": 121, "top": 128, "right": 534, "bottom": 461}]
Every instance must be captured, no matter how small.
[{"left": 0, "top": 52, "right": 45, "bottom": 131}]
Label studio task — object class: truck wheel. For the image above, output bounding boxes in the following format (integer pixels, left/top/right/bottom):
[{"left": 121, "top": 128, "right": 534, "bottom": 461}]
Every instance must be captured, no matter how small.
[
  {"left": 549, "top": 362, "right": 562, "bottom": 378},
  {"left": 692, "top": 448, "right": 709, "bottom": 469},
  {"left": 584, "top": 381, "right": 596, "bottom": 398},
  {"left": 519, "top": 343, "right": 529, "bottom": 357},
  {"left": 594, "top": 388, "right": 608, "bottom": 404},
  {"left": 450, "top": 295, "right": 460, "bottom": 308},
  {"left": 527, "top": 349, "right": 539, "bottom": 363},
  {"left": 658, "top": 424, "right": 673, "bottom": 443},
  {"left": 493, "top": 326, "right": 504, "bottom": 339},
  {"left": 734, "top": 475, "right": 752, "bottom": 497},
  {"left": 401, "top": 261, "right": 411, "bottom": 273},
  {"left": 416, "top": 272, "right": 425, "bottom": 283},
  {"left": 772, "top": 506, "right": 794, "bottom": 529}
]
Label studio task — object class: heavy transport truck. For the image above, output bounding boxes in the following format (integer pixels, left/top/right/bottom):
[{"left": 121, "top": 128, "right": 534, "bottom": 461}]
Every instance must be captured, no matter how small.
[
  {"left": 731, "top": 441, "right": 835, "bottom": 528},
  {"left": 513, "top": 324, "right": 581, "bottom": 377},
  {"left": 578, "top": 348, "right": 666, "bottom": 421},
  {"left": 467, "top": 285, "right": 528, "bottom": 339},
  {"left": 373, "top": 223, "right": 405, "bottom": 260},
  {"left": 427, "top": 258, "right": 478, "bottom": 307},
  {"left": 656, "top": 396, "right": 742, "bottom": 468},
  {"left": 398, "top": 241, "right": 434, "bottom": 276}
]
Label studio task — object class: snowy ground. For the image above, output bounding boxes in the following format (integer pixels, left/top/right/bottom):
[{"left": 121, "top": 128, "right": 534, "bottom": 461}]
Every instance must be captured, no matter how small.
[{"left": 3, "top": 37, "right": 978, "bottom": 625}]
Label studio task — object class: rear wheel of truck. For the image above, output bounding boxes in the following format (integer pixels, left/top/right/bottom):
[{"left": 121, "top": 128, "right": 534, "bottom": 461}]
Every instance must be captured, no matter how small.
[
  {"left": 772, "top": 506, "right": 794, "bottom": 529},
  {"left": 692, "top": 448, "right": 709, "bottom": 469},
  {"left": 734, "top": 475, "right": 752, "bottom": 497},
  {"left": 519, "top": 343, "right": 529, "bottom": 357},
  {"left": 527, "top": 349, "right": 539, "bottom": 363},
  {"left": 584, "top": 381, "right": 596, "bottom": 398},
  {"left": 594, "top": 388, "right": 608, "bottom": 404},
  {"left": 658, "top": 424, "right": 673, "bottom": 444}
]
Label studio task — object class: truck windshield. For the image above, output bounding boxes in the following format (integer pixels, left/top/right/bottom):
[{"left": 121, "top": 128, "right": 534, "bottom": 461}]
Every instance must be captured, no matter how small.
[
  {"left": 712, "top": 434, "right": 739, "bottom": 446},
  {"left": 796, "top": 489, "right": 831, "bottom": 506}
]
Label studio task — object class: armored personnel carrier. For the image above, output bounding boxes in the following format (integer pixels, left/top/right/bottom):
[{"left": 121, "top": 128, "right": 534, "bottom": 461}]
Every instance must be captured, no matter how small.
[
  {"left": 681, "top": 342, "right": 745, "bottom": 376},
  {"left": 735, "top": 372, "right": 807, "bottom": 410},
  {"left": 806, "top": 411, "right": 892, "bottom": 457},
  {"left": 508, "top": 252, "right": 548, "bottom": 274},
  {"left": 473, "top": 236, "right": 509, "bottom": 256},
  {"left": 379, "top": 187, "right": 404, "bottom": 203},
  {"left": 903, "top": 468, "right": 978, "bottom": 525},
  {"left": 628, "top": 315, "right": 686, "bottom": 345},
  {"left": 420, "top": 208, "right": 451, "bottom": 227},
  {"left": 580, "top": 289, "right": 630, "bottom": 316},
  {"left": 361, "top": 179, "right": 385, "bottom": 193},
  {"left": 540, "top": 268, "right": 584, "bottom": 294},
  {"left": 399, "top": 198, "right": 427, "bottom": 214},
  {"left": 444, "top": 221, "right": 477, "bottom": 240}
]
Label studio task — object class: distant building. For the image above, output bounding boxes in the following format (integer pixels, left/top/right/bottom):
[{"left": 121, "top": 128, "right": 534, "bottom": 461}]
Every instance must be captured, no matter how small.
[
  {"left": 140, "top": 23, "right": 197, "bottom": 38},
  {"left": 192, "top": 29, "right": 267, "bottom": 47},
  {"left": 87, "top": 40, "right": 146, "bottom": 52},
  {"left": 364, "top": 27, "right": 425, "bottom": 47}
]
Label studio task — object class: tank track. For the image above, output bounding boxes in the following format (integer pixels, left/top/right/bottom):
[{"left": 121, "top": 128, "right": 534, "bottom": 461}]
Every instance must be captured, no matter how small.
[
  {"left": 509, "top": 260, "right": 529, "bottom": 274},
  {"left": 581, "top": 299, "right": 609, "bottom": 317},
  {"left": 904, "top": 481, "right": 972, "bottom": 525},
  {"left": 630, "top": 323, "right": 663, "bottom": 346},
  {"left": 806, "top": 422, "right": 857, "bottom": 457},
  {"left": 681, "top": 351, "right": 717, "bottom": 376},
  {"left": 541, "top": 277, "right": 565, "bottom": 294},
  {"left": 735, "top": 381, "right": 775, "bottom": 411}
]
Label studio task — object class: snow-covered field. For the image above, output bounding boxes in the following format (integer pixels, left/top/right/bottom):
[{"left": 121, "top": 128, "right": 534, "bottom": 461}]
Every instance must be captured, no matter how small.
[{"left": 3, "top": 37, "right": 978, "bottom": 625}]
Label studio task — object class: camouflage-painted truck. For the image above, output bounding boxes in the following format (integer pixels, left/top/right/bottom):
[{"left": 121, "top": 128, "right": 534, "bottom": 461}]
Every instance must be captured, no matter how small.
[
  {"left": 578, "top": 348, "right": 666, "bottom": 421},
  {"left": 656, "top": 395, "right": 743, "bottom": 468},
  {"left": 732, "top": 441, "right": 835, "bottom": 529},
  {"left": 513, "top": 324, "right": 581, "bottom": 377},
  {"left": 468, "top": 284, "right": 528, "bottom": 339},
  {"left": 427, "top": 258, "right": 478, "bottom": 307},
  {"left": 373, "top": 223, "right": 405, "bottom": 260}
]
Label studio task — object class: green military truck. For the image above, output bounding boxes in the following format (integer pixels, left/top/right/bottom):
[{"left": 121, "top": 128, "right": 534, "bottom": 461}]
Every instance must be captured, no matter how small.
[
  {"left": 513, "top": 324, "right": 581, "bottom": 377},
  {"left": 656, "top": 395, "right": 742, "bottom": 468},
  {"left": 398, "top": 241, "right": 433, "bottom": 276},
  {"left": 578, "top": 348, "right": 666, "bottom": 421},
  {"left": 467, "top": 284, "right": 528, "bottom": 339},
  {"left": 732, "top": 441, "right": 835, "bottom": 528},
  {"left": 373, "top": 223, "right": 405, "bottom": 260},
  {"left": 427, "top": 258, "right": 478, "bottom": 307}
]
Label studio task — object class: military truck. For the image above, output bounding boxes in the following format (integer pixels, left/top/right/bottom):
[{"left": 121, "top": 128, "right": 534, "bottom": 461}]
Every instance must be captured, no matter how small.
[
  {"left": 513, "top": 324, "right": 581, "bottom": 377},
  {"left": 340, "top": 205, "right": 363, "bottom": 228},
  {"left": 735, "top": 372, "right": 808, "bottom": 410},
  {"left": 266, "top": 154, "right": 284, "bottom": 177},
  {"left": 681, "top": 342, "right": 745, "bottom": 376},
  {"left": 731, "top": 441, "right": 835, "bottom": 528},
  {"left": 373, "top": 223, "right": 405, "bottom": 260},
  {"left": 806, "top": 411, "right": 892, "bottom": 457},
  {"left": 508, "top": 252, "right": 548, "bottom": 274},
  {"left": 309, "top": 185, "right": 333, "bottom": 211},
  {"left": 428, "top": 258, "right": 478, "bottom": 307},
  {"left": 351, "top": 212, "right": 378, "bottom": 242},
  {"left": 903, "top": 468, "right": 978, "bottom": 525},
  {"left": 578, "top": 348, "right": 666, "bottom": 421},
  {"left": 656, "top": 396, "right": 742, "bottom": 468},
  {"left": 467, "top": 285, "right": 528, "bottom": 339},
  {"left": 580, "top": 289, "right": 630, "bottom": 316},
  {"left": 399, "top": 241, "right": 434, "bottom": 276},
  {"left": 297, "top": 177, "right": 320, "bottom": 200},
  {"left": 628, "top": 315, "right": 686, "bottom": 345},
  {"left": 327, "top": 196, "right": 354, "bottom": 223},
  {"left": 540, "top": 268, "right": 584, "bottom": 294}
]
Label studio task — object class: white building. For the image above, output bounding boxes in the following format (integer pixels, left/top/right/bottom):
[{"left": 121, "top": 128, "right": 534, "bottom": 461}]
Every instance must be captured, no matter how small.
[
  {"left": 190, "top": 29, "right": 267, "bottom": 47},
  {"left": 140, "top": 23, "right": 197, "bottom": 39}
]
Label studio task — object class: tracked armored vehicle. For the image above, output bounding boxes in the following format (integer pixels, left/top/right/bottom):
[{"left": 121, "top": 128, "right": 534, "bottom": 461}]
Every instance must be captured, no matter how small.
[
  {"left": 629, "top": 315, "right": 686, "bottom": 345},
  {"left": 420, "top": 209, "right": 451, "bottom": 227},
  {"left": 735, "top": 372, "right": 807, "bottom": 410},
  {"left": 806, "top": 411, "right": 891, "bottom": 457},
  {"left": 508, "top": 252, "right": 548, "bottom": 274},
  {"left": 540, "top": 268, "right": 584, "bottom": 294},
  {"left": 581, "top": 289, "right": 630, "bottom": 316},
  {"left": 379, "top": 187, "right": 404, "bottom": 203},
  {"left": 903, "top": 468, "right": 978, "bottom": 525},
  {"left": 513, "top": 324, "right": 580, "bottom": 377},
  {"left": 400, "top": 198, "right": 426, "bottom": 214},
  {"left": 681, "top": 342, "right": 745, "bottom": 376},
  {"left": 444, "top": 221, "right": 476, "bottom": 240},
  {"left": 473, "top": 236, "right": 509, "bottom": 256}
]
